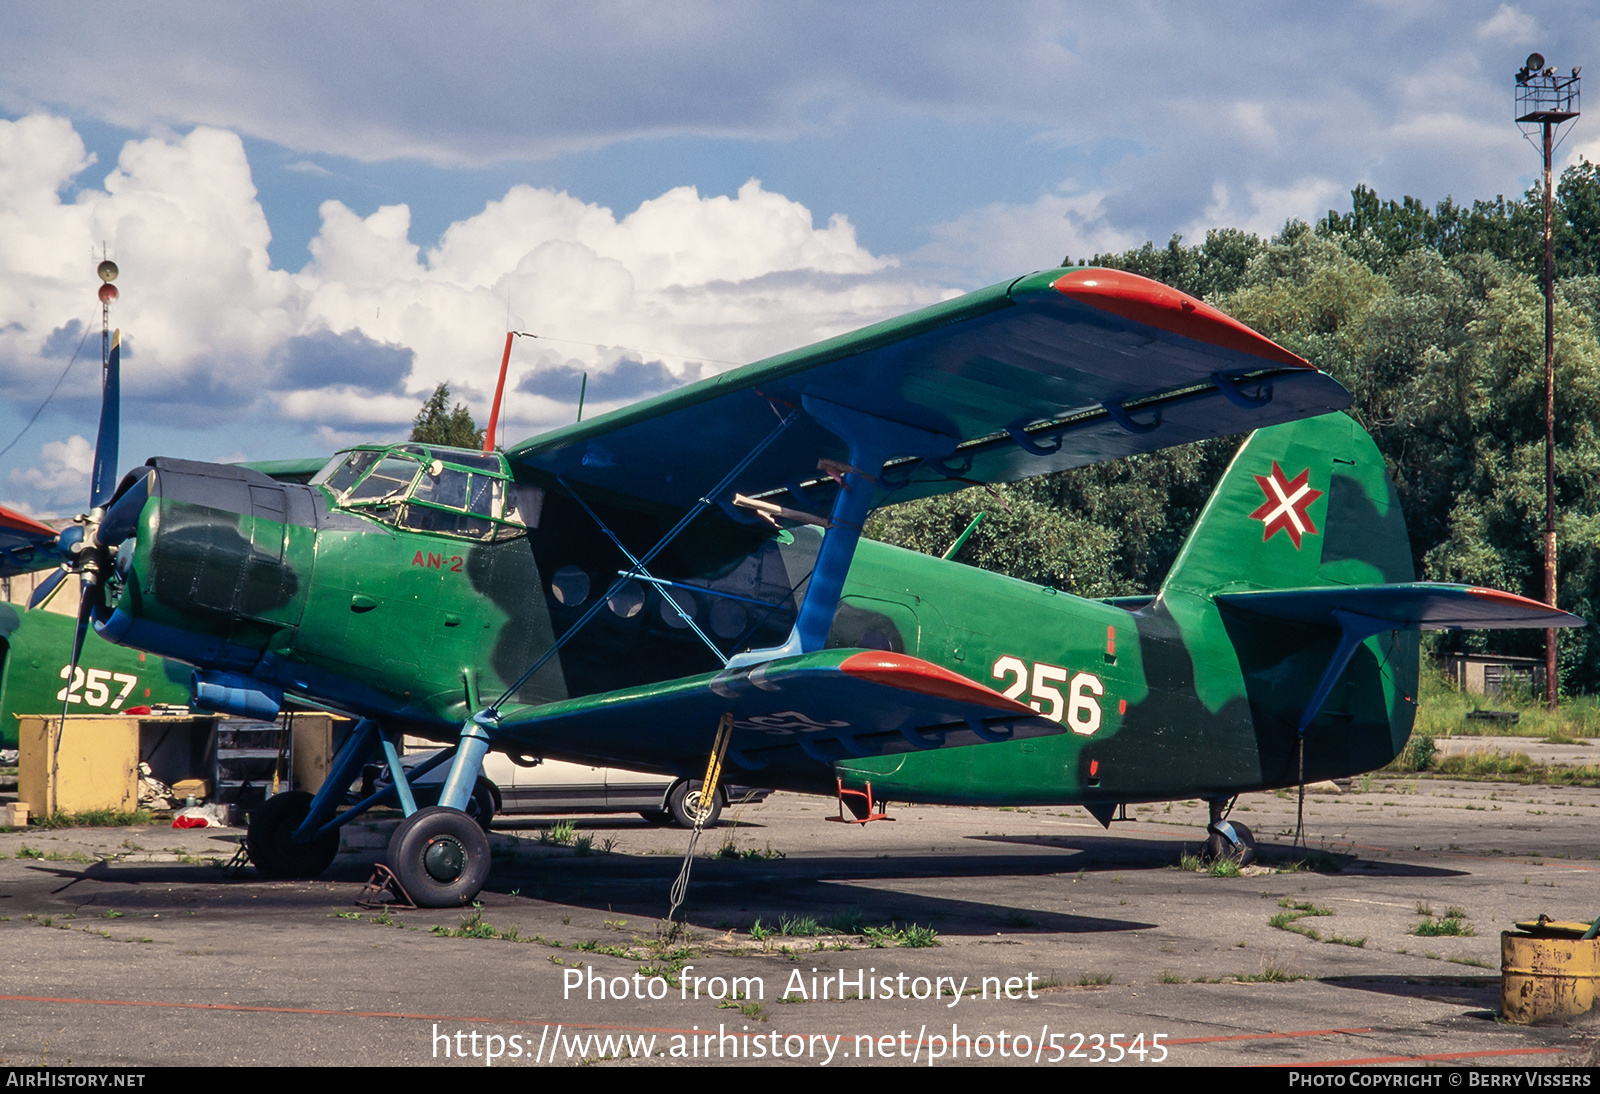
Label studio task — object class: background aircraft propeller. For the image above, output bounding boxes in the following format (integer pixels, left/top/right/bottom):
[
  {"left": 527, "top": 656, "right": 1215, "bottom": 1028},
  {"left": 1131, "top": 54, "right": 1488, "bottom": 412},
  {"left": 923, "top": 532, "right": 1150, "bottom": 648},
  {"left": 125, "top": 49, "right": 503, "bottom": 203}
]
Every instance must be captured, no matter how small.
[{"left": 1, "top": 328, "right": 129, "bottom": 738}]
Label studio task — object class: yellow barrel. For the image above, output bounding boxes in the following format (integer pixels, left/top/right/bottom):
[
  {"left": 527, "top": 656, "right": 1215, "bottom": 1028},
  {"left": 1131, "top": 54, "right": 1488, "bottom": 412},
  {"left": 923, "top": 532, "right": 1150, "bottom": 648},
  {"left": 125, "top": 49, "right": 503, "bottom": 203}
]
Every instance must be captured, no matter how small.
[{"left": 1501, "top": 920, "right": 1600, "bottom": 1025}]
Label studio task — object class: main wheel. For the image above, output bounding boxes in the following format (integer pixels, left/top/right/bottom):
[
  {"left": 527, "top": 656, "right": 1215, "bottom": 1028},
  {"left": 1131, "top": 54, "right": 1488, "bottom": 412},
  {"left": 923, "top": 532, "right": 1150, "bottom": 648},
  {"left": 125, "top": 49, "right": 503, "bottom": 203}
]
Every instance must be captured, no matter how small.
[
  {"left": 387, "top": 806, "right": 491, "bottom": 907},
  {"left": 1202, "top": 821, "right": 1256, "bottom": 866},
  {"left": 247, "top": 791, "right": 340, "bottom": 879},
  {"left": 667, "top": 780, "right": 722, "bottom": 829}
]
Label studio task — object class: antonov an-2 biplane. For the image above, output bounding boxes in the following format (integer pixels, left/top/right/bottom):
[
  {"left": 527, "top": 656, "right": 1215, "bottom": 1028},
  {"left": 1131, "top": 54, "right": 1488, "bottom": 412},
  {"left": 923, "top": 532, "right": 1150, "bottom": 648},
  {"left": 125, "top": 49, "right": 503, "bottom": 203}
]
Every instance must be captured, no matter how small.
[{"left": 0, "top": 267, "right": 1581, "bottom": 906}]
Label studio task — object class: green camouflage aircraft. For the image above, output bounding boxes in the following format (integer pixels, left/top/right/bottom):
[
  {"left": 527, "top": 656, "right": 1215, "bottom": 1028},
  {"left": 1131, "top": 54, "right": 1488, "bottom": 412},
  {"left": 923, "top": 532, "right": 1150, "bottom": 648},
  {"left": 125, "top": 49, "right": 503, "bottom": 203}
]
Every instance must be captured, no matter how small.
[{"left": 0, "top": 269, "right": 1580, "bottom": 906}]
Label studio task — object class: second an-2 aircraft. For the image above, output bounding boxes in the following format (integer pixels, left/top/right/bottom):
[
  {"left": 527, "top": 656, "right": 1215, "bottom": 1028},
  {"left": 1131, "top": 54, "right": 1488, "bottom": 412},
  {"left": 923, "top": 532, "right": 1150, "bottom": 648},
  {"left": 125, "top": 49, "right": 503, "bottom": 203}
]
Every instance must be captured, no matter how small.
[{"left": 0, "top": 267, "right": 1581, "bottom": 905}]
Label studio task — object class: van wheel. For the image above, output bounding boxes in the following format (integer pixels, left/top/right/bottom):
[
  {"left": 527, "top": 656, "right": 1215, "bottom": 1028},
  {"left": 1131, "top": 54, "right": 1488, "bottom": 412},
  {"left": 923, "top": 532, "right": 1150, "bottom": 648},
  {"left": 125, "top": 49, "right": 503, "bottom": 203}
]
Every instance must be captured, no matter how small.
[{"left": 667, "top": 780, "right": 722, "bottom": 829}]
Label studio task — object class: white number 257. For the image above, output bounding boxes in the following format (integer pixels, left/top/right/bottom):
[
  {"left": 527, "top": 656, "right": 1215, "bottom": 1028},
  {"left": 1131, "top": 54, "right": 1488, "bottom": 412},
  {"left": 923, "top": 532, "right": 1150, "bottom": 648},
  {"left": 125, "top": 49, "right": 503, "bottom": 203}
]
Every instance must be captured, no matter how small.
[{"left": 57, "top": 666, "right": 139, "bottom": 710}]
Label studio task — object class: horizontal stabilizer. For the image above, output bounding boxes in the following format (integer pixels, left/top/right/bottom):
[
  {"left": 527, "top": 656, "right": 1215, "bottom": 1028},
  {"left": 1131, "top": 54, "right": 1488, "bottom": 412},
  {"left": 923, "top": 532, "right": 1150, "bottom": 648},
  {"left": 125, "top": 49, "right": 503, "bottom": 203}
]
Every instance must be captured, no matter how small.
[
  {"left": 486, "top": 649, "right": 1059, "bottom": 790},
  {"left": 1216, "top": 583, "right": 1586, "bottom": 631}
]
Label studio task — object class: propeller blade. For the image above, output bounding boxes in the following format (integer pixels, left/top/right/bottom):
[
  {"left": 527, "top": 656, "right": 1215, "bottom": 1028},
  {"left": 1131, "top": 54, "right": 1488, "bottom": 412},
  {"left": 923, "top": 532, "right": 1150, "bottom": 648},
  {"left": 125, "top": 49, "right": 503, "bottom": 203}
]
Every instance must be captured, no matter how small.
[
  {"left": 67, "top": 595, "right": 91, "bottom": 679},
  {"left": 27, "top": 566, "right": 69, "bottom": 610},
  {"left": 51, "top": 594, "right": 95, "bottom": 790},
  {"left": 89, "top": 329, "right": 121, "bottom": 509}
]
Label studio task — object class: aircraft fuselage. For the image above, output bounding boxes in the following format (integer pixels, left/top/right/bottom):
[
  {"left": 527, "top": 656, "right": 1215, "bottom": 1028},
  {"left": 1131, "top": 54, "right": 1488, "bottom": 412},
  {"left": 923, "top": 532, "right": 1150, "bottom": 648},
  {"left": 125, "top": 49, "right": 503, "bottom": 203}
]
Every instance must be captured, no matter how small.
[{"left": 95, "top": 452, "right": 1417, "bottom": 808}]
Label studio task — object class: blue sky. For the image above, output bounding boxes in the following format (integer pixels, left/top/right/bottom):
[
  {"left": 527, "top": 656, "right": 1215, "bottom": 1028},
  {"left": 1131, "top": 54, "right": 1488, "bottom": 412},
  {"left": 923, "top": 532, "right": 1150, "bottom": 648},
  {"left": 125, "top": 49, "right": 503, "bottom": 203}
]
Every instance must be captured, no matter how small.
[{"left": 0, "top": 1, "right": 1596, "bottom": 515}]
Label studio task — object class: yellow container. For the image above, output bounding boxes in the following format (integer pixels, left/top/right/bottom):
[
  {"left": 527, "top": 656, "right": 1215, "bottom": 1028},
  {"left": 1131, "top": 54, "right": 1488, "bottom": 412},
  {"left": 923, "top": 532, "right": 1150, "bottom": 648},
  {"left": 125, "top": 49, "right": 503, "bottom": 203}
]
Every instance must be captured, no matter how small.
[
  {"left": 16, "top": 715, "right": 139, "bottom": 817},
  {"left": 1501, "top": 920, "right": 1600, "bottom": 1024}
]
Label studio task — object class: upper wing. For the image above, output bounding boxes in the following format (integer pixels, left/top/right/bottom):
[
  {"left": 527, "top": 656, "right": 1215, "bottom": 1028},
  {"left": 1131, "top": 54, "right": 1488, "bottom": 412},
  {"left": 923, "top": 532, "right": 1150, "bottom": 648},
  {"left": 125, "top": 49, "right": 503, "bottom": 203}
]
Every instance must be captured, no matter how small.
[
  {"left": 237, "top": 457, "right": 328, "bottom": 484},
  {"left": 485, "top": 648, "right": 1059, "bottom": 791},
  {"left": 507, "top": 267, "right": 1351, "bottom": 515}
]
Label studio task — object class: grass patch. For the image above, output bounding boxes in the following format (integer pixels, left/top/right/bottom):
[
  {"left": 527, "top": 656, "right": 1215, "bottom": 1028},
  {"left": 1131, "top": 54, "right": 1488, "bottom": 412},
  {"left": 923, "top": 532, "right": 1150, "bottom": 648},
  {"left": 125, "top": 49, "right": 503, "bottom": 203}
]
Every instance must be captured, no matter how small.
[
  {"left": 1208, "top": 858, "right": 1241, "bottom": 878},
  {"left": 1393, "top": 731, "right": 1437, "bottom": 772},
  {"left": 1075, "top": 972, "right": 1114, "bottom": 987},
  {"left": 862, "top": 922, "right": 941, "bottom": 948},
  {"left": 1278, "top": 850, "right": 1347, "bottom": 874},
  {"left": 1268, "top": 897, "right": 1333, "bottom": 940},
  {"left": 1234, "top": 963, "right": 1310, "bottom": 983},
  {"left": 31, "top": 809, "right": 155, "bottom": 829},
  {"left": 537, "top": 820, "right": 576, "bottom": 846},
  {"left": 778, "top": 914, "right": 823, "bottom": 937},
  {"left": 1157, "top": 970, "right": 1187, "bottom": 984},
  {"left": 747, "top": 910, "right": 931, "bottom": 947},
  {"left": 715, "top": 835, "right": 784, "bottom": 861},
  {"left": 1413, "top": 661, "right": 1600, "bottom": 741},
  {"left": 1412, "top": 907, "right": 1475, "bottom": 937},
  {"left": 431, "top": 907, "right": 502, "bottom": 939}
]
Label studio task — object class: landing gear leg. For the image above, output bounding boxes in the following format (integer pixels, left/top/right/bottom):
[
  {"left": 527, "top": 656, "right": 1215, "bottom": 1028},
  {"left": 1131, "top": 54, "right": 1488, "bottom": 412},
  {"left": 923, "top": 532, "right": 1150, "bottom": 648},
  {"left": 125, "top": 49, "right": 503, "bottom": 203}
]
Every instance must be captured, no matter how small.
[
  {"left": 1202, "top": 797, "right": 1255, "bottom": 866},
  {"left": 385, "top": 714, "right": 493, "bottom": 906}
]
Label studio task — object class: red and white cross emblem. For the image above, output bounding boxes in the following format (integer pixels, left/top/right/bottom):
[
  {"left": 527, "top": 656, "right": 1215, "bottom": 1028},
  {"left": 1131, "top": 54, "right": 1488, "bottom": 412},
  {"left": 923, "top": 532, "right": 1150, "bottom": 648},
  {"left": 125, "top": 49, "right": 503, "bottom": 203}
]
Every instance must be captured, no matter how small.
[{"left": 1249, "top": 462, "right": 1322, "bottom": 548}]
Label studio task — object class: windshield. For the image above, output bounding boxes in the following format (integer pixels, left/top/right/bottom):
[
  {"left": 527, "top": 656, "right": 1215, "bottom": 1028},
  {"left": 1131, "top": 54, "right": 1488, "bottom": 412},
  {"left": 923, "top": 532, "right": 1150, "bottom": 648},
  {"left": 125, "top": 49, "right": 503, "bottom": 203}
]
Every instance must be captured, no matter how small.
[
  {"left": 344, "top": 456, "right": 424, "bottom": 504},
  {"left": 318, "top": 444, "right": 537, "bottom": 540}
]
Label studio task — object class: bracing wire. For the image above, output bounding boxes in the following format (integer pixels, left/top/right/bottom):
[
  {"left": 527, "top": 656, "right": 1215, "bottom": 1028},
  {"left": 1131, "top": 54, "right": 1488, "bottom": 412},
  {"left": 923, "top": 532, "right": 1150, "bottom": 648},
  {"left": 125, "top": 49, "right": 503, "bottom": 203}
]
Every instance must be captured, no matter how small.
[{"left": 0, "top": 318, "right": 95, "bottom": 462}]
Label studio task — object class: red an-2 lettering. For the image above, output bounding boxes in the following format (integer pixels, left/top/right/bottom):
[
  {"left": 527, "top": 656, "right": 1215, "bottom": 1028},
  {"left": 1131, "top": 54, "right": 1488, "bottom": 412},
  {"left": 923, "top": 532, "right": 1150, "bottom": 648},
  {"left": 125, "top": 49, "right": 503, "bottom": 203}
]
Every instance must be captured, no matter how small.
[{"left": 411, "top": 551, "right": 464, "bottom": 572}]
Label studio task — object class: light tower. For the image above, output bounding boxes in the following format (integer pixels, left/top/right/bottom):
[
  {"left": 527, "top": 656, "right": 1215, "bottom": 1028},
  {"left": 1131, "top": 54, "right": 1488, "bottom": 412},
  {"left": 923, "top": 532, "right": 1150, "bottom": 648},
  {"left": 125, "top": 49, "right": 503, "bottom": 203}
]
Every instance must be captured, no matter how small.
[
  {"left": 97, "top": 257, "right": 118, "bottom": 366},
  {"left": 1515, "top": 53, "right": 1579, "bottom": 710}
]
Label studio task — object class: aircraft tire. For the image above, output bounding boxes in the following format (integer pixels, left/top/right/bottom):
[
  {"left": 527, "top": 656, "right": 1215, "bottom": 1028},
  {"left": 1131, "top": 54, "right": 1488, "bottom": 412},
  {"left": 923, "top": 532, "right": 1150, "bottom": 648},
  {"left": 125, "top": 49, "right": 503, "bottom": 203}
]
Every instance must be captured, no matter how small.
[
  {"left": 1202, "top": 821, "right": 1256, "bottom": 866},
  {"left": 387, "top": 806, "right": 491, "bottom": 907},
  {"left": 247, "top": 791, "right": 340, "bottom": 879},
  {"left": 667, "top": 780, "right": 722, "bottom": 829}
]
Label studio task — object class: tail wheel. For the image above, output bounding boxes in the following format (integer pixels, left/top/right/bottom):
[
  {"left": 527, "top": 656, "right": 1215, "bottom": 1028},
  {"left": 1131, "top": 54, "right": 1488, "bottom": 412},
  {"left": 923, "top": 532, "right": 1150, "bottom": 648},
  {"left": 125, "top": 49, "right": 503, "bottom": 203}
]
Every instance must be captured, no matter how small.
[
  {"left": 1202, "top": 821, "right": 1256, "bottom": 866},
  {"left": 387, "top": 806, "right": 491, "bottom": 907},
  {"left": 667, "top": 780, "right": 722, "bottom": 829},
  {"left": 247, "top": 791, "right": 340, "bottom": 879}
]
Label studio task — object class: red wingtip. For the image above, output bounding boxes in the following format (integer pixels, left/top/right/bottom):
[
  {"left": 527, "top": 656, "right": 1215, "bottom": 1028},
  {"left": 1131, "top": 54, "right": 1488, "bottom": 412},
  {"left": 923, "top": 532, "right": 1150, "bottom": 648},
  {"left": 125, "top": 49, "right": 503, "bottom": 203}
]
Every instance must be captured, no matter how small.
[
  {"left": 1051, "top": 268, "right": 1311, "bottom": 369},
  {"left": 1466, "top": 587, "right": 1557, "bottom": 612},
  {"left": 0, "top": 504, "right": 57, "bottom": 539},
  {"left": 840, "top": 651, "right": 1033, "bottom": 713}
]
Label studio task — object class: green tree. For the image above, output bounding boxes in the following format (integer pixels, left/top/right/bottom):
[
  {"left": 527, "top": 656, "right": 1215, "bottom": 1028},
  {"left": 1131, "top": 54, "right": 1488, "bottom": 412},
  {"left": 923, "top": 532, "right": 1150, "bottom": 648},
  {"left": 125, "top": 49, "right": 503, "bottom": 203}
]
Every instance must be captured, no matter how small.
[
  {"left": 410, "top": 383, "right": 485, "bottom": 449},
  {"left": 881, "top": 182, "right": 1600, "bottom": 692}
]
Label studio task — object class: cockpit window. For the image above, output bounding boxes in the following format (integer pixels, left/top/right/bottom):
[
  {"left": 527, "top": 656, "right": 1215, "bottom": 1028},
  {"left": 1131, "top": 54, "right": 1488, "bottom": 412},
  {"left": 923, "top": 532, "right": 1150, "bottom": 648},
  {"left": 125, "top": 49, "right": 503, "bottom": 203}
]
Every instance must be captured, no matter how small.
[
  {"left": 319, "top": 443, "right": 538, "bottom": 541},
  {"left": 314, "top": 450, "right": 380, "bottom": 494},
  {"left": 345, "top": 457, "right": 423, "bottom": 504}
]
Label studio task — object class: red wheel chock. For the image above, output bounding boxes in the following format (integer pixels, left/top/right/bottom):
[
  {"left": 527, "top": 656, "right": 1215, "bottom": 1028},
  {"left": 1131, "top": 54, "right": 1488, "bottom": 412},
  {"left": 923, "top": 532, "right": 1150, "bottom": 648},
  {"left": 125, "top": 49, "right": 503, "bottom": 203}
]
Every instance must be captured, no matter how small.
[{"left": 827, "top": 777, "right": 893, "bottom": 824}]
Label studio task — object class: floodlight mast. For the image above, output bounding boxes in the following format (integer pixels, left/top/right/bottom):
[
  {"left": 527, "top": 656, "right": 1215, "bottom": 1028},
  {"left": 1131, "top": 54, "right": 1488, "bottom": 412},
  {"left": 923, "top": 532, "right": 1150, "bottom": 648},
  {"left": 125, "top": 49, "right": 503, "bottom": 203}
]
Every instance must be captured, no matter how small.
[{"left": 1515, "top": 53, "right": 1580, "bottom": 710}]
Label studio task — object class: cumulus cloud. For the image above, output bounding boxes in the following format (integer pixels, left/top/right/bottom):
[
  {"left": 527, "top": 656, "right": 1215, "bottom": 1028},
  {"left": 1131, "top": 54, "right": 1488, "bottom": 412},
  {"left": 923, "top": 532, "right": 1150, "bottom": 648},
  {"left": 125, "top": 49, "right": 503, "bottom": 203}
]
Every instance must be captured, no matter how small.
[
  {"left": 291, "top": 176, "right": 941, "bottom": 425},
  {"left": 270, "top": 328, "right": 414, "bottom": 394},
  {"left": 518, "top": 357, "right": 696, "bottom": 404},
  {"left": 1189, "top": 178, "right": 1350, "bottom": 241},
  {"left": 0, "top": 114, "right": 950, "bottom": 512},
  {"left": 914, "top": 188, "right": 1142, "bottom": 283},
  {"left": 7, "top": 434, "right": 91, "bottom": 514},
  {"left": 1477, "top": 4, "right": 1539, "bottom": 43}
]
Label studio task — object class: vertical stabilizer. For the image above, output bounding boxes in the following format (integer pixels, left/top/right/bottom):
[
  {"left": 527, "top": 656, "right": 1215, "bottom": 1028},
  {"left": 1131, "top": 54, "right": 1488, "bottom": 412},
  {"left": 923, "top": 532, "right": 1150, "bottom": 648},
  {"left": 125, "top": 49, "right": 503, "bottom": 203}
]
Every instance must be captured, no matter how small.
[{"left": 1161, "top": 412, "right": 1413, "bottom": 598}]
